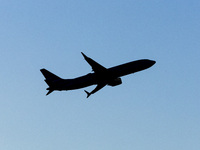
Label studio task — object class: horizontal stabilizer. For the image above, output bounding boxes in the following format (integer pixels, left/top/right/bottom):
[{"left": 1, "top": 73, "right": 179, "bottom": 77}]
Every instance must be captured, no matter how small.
[{"left": 46, "top": 89, "right": 54, "bottom": 96}]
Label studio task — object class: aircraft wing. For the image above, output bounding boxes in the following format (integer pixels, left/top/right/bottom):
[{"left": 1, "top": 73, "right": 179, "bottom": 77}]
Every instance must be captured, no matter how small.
[
  {"left": 84, "top": 83, "right": 107, "bottom": 98},
  {"left": 81, "top": 52, "right": 107, "bottom": 73}
]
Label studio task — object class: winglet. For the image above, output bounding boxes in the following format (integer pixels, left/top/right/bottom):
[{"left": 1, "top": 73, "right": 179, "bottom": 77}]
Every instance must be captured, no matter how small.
[{"left": 84, "top": 90, "right": 91, "bottom": 98}]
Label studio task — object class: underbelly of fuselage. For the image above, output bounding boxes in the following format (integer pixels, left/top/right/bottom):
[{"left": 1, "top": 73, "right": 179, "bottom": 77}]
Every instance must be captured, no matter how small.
[{"left": 60, "top": 73, "right": 97, "bottom": 91}]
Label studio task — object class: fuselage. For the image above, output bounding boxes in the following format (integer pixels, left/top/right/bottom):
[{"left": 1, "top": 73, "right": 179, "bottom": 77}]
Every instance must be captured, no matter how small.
[{"left": 54, "top": 59, "right": 155, "bottom": 91}]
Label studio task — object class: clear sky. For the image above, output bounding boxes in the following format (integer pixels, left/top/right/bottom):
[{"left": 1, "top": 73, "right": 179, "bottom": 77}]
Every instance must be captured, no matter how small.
[{"left": 0, "top": 0, "right": 200, "bottom": 150}]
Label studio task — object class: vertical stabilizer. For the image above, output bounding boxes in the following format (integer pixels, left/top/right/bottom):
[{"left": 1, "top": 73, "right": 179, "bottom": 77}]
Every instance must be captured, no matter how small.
[{"left": 40, "top": 69, "right": 61, "bottom": 80}]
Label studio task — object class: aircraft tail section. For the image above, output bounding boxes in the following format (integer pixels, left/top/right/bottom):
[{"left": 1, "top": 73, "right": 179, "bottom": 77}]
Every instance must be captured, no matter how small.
[
  {"left": 46, "top": 88, "right": 54, "bottom": 96},
  {"left": 40, "top": 69, "right": 61, "bottom": 81},
  {"left": 40, "top": 68, "right": 62, "bottom": 95}
]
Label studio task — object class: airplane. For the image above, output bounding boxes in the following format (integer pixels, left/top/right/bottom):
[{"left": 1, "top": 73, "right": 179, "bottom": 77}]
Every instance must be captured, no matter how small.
[{"left": 40, "top": 52, "right": 156, "bottom": 98}]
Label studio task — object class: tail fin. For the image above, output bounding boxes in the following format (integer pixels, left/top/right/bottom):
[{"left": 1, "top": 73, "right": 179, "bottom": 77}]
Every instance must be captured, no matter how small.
[
  {"left": 40, "top": 69, "right": 61, "bottom": 80},
  {"left": 40, "top": 68, "right": 61, "bottom": 96}
]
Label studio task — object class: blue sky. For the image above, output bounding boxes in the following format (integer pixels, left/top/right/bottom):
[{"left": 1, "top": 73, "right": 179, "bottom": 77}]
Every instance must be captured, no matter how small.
[{"left": 0, "top": 0, "right": 200, "bottom": 150}]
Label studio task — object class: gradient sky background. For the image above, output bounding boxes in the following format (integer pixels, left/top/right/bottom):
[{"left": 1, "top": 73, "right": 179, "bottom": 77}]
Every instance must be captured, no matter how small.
[{"left": 0, "top": 0, "right": 200, "bottom": 150}]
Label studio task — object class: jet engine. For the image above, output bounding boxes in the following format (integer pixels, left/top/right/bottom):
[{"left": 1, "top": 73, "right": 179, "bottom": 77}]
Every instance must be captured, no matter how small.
[{"left": 108, "top": 77, "right": 122, "bottom": 86}]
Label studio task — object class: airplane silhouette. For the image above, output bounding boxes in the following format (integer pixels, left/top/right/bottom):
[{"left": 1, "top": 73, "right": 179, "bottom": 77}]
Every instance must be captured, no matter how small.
[{"left": 40, "top": 52, "right": 156, "bottom": 98}]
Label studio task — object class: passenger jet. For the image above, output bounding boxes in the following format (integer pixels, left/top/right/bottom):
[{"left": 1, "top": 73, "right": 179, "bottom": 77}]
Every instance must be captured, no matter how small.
[{"left": 40, "top": 52, "right": 156, "bottom": 98}]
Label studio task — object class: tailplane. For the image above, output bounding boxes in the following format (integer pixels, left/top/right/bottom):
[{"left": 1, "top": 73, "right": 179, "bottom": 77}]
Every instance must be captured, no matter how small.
[{"left": 46, "top": 88, "right": 54, "bottom": 96}]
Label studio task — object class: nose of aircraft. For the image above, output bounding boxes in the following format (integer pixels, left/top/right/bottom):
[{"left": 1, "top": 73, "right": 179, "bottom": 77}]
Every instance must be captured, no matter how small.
[
  {"left": 151, "top": 60, "right": 156, "bottom": 65},
  {"left": 148, "top": 60, "right": 156, "bottom": 67}
]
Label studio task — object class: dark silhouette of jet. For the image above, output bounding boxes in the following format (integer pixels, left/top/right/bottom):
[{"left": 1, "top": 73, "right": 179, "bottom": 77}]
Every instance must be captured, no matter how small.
[{"left": 40, "top": 52, "right": 156, "bottom": 98}]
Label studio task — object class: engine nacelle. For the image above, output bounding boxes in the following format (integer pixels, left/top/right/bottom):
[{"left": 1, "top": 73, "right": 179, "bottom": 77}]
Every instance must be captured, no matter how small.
[{"left": 108, "top": 78, "right": 122, "bottom": 86}]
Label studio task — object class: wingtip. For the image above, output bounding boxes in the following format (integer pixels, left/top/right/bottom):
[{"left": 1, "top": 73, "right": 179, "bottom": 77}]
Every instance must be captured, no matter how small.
[
  {"left": 40, "top": 68, "right": 45, "bottom": 72},
  {"left": 81, "top": 52, "right": 87, "bottom": 59}
]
